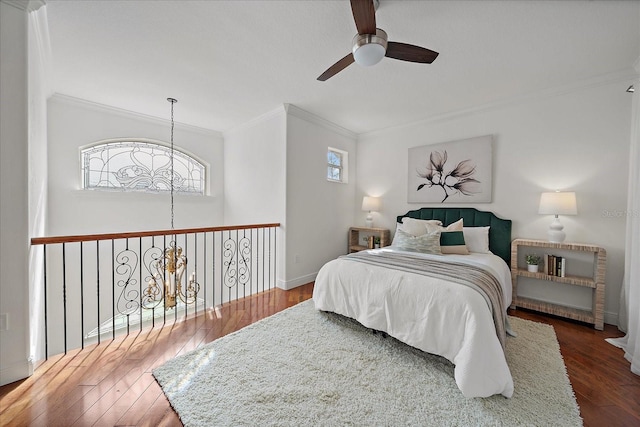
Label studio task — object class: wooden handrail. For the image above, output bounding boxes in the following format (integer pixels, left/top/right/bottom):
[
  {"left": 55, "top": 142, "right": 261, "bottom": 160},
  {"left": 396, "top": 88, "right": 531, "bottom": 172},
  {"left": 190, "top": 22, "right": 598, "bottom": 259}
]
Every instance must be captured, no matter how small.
[{"left": 30, "top": 223, "right": 281, "bottom": 246}]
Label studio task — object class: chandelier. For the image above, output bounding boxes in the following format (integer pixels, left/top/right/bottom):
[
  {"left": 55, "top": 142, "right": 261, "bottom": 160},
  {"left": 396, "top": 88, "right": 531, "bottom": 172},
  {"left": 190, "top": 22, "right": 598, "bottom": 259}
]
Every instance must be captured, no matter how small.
[{"left": 144, "top": 98, "right": 199, "bottom": 310}]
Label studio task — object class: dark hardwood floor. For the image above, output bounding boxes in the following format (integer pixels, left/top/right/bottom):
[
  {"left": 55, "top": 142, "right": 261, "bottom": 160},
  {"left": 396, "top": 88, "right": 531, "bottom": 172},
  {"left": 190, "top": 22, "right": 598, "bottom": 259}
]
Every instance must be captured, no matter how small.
[
  {"left": 1, "top": 282, "right": 638, "bottom": 426},
  {"left": 507, "top": 307, "right": 640, "bottom": 427}
]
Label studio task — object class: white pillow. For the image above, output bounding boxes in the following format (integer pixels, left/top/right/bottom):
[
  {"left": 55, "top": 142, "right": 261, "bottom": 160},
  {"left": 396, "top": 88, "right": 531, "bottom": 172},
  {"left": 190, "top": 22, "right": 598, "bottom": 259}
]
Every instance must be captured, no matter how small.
[
  {"left": 391, "top": 218, "right": 443, "bottom": 246},
  {"left": 463, "top": 226, "right": 491, "bottom": 253},
  {"left": 400, "top": 217, "right": 443, "bottom": 236},
  {"left": 425, "top": 218, "right": 464, "bottom": 233}
]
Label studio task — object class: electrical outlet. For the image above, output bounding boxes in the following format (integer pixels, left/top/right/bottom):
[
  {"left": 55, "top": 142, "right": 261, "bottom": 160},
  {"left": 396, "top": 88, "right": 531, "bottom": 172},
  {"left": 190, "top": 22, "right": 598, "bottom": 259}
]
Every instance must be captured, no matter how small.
[
  {"left": 0, "top": 313, "right": 8, "bottom": 331},
  {"left": 294, "top": 254, "right": 301, "bottom": 264}
]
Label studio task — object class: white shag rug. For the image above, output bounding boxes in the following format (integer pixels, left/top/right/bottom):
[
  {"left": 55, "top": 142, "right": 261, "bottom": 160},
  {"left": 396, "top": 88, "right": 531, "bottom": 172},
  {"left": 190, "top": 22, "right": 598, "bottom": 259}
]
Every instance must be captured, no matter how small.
[{"left": 153, "top": 299, "right": 582, "bottom": 426}]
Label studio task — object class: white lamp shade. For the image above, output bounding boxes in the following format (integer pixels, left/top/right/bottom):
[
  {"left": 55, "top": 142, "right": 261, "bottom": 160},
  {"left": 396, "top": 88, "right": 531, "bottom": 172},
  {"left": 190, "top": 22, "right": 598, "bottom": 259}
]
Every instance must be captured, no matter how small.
[
  {"left": 538, "top": 192, "right": 577, "bottom": 216},
  {"left": 362, "top": 196, "right": 381, "bottom": 212}
]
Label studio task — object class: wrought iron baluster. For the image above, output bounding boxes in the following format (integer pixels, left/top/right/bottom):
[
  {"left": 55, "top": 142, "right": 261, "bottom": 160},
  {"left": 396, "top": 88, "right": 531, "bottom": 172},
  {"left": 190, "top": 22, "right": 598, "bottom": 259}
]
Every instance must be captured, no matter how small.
[
  {"left": 152, "top": 236, "right": 157, "bottom": 327},
  {"left": 214, "top": 231, "right": 218, "bottom": 308},
  {"left": 114, "top": 238, "right": 140, "bottom": 335},
  {"left": 222, "top": 230, "right": 238, "bottom": 304},
  {"left": 204, "top": 232, "right": 207, "bottom": 309},
  {"left": 139, "top": 237, "right": 142, "bottom": 331},
  {"left": 235, "top": 230, "right": 240, "bottom": 299},
  {"left": 242, "top": 230, "right": 246, "bottom": 299},
  {"left": 80, "top": 242, "right": 84, "bottom": 349},
  {"left": 220, "top": 231, "right": 223, "bottom": 305},
  {"left": 43, "top": 244, "right": 48, "bottom": 359},
  {"left": 96, "top": 240, "right": 100, "bottom": 344},
  {"left": 234, "top": 229, "right": 253, "bottom": 299},
  {"left": 62, "top": 243, "right": 67, "bottom": 354},
  {"left": 111, "top": 239, "right": 115, "bottom": 340},
  {"left": 268, "top": 227, "right": 272, "bottom": 289},
  {"left": 149, "top": 235, "right": 158, "bottom": 327},
  {"left": 173, "top": 234, "right": 178, "bottom": 323},
  {"left": 184, "top": 233, "right": 188, "bottom": 319},
  {"left": 194, "top": 233, "right": 198, "bottom": 315},
  {"left": 163, "top": 234, "right": 167, "bottom": 324}
]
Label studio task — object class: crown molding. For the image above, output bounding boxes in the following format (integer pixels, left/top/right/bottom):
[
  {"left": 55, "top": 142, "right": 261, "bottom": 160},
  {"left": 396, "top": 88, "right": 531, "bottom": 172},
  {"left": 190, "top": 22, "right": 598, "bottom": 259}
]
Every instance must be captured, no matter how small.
[
  {"left": 27, "top": 0, "right": 44, "bottom": 12},
  {"left": 284, "top": 104, "right": 357, "bottom": 140},
  {"left": 1, "top": 0, "right": 29, "bottom": 11},
  {"left": 1, "top": 0, "right": 45, "bottom": 12},
  {"left": 50, "top": 93, "right": 223, "bottom": 138},
  {"left": 361, "top": 68, "right": 639, "bottom": 139},
  {"left": 224, "top": 104, "right": 357, "bottom": 140},
  {"left": 223, "top": 105, "right": 286, "bottom": 137}
]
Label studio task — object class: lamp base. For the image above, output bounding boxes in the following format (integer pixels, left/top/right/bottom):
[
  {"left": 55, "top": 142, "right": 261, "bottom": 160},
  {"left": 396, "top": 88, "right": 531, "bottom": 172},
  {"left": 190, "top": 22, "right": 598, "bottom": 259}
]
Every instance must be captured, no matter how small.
[
  {"left": 547, "top": 217, "right": 566, "bottom": 243},
  {"left": 365, "top": 212, "right": 373, "bottom": 228}
]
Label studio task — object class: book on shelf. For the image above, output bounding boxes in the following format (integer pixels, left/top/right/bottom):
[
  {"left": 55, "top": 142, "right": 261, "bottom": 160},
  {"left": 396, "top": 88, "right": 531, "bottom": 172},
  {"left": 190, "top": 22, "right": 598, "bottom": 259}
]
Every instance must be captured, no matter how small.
[{"left": 545, "top": 254, "right": 566, "bottom": 277}]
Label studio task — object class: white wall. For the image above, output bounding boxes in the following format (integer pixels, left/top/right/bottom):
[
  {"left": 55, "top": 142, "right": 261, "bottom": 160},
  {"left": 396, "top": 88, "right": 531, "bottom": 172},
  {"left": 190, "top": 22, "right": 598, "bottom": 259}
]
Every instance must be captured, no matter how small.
[
  {"left": 47, "top": 95, "right": 224, "bottom": 236},
  {"left": 284, "top": 105, "right": 357, "bottom": 289},
  {"left": 356, "top": 79, "right": 633, "bottom": 325},
  {"left": 28, "top": 3, "right": 51, "bottom": 369},
  {"left": 223, "top": 104, "right": 357, "bottom": 290},
  {"left": 223, "top": 107, "right": 287, "bottom": 226},
  {"left": 0, "top": 0, "right": 32, "bottom": 386},
  {"left": 223, "top": 106, "right": 287, "bottom": 287}
]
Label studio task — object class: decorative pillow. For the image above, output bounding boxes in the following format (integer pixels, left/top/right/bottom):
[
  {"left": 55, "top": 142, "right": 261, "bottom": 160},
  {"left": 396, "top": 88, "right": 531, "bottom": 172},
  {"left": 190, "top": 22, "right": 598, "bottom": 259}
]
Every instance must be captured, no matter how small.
[
  {"left": 393, "top": 228, "right": 442, "bottom": 255},
  {"left": 425, "top": 218, "right": 464, "bottom": 233},
  {"left": 400, "top": 217, "right": 443, "bottom": 236},
  {"left": 440, "top": 231, "right": 470, "bottom": 255},
  {"left": 463, "top": 226, "right": 491, "bottom": 253},
  {"left": 391, "top": 218, "right": 443, "bottom": 246}
]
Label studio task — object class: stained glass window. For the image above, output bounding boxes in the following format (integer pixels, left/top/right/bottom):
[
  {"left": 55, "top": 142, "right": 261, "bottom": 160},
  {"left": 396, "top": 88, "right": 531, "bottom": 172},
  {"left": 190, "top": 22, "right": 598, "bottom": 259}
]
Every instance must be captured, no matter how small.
[{"left": 81, "top": 140, "right": 205, "bottom": 194}]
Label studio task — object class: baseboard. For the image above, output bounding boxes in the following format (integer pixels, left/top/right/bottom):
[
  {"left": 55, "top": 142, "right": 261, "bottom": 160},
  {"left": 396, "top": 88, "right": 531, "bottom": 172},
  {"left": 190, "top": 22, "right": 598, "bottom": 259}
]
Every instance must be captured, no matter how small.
[
  {"left": 604, "top": 310, "right": 619, "bottom": 328},
  {"left": 277, "top": 272, "right": 317, "bottom": 290},
  {"left": 0, "top": 357, "right": 33, "bottom": 387}
]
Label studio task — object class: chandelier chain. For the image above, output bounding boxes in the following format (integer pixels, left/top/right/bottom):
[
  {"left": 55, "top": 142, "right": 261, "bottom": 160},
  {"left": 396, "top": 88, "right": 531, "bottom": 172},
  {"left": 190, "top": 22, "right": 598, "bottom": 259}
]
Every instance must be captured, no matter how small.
[{"left": 168, "top": 97, "right": 177, "bottom": 230}]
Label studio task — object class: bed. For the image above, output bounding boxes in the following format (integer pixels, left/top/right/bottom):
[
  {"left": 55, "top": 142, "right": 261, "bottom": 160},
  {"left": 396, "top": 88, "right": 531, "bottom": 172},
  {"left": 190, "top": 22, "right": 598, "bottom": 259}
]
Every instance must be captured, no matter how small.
[{"left": 313, "top": 207, "right": 514, "bottom": 398}]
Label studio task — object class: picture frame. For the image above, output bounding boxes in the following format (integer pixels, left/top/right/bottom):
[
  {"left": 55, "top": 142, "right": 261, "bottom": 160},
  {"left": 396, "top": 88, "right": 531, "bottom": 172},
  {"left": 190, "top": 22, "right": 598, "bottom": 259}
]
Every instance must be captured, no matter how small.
[{"left": 408, "top": 135, "right": 493, "bottom": 203}]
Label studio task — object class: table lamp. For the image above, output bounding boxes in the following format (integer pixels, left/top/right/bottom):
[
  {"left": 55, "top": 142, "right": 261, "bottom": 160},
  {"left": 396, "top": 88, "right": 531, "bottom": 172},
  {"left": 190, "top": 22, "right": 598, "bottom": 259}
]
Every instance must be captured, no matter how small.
[
  {"left": 362, "top": 196, "right": 381, "bottom": 228},
  {"left": 538, "top": 191, "right": 577, "bottom": 243}
]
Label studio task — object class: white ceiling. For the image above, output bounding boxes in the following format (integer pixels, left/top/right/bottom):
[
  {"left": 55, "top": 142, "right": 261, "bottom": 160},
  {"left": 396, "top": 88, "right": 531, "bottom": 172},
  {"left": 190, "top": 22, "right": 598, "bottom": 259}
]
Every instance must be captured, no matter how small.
[{"left": 46, "top": 0, "right": 639, "bottom": 135}]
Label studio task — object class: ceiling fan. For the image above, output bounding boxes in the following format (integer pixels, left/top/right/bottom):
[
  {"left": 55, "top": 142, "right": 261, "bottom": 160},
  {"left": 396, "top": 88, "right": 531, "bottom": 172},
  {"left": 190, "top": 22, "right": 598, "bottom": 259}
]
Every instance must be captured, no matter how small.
[{"left": 317, "top": 0, "right": 439, "bottom": 81}]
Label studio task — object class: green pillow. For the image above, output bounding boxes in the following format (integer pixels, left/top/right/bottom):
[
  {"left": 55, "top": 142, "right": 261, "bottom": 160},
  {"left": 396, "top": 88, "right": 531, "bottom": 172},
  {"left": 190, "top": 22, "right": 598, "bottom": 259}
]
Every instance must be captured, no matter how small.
[{"left": 440, "top": 231, "right": 469, "bottom": 255}]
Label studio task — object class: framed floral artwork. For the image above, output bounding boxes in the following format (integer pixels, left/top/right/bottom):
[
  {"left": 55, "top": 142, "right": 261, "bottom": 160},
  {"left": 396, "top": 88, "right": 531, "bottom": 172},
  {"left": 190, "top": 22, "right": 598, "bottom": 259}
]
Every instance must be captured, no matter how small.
[{"left": 408, "top": 135, "right": 492, "bottom": 203}]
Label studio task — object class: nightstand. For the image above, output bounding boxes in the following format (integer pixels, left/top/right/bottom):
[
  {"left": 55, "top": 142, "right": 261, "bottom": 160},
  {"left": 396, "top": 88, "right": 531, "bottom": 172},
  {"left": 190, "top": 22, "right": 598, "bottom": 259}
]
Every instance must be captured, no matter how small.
[
  {"left": 348, "top": 227, "right": 391, "bottom": 253},
  {"left": 510, "top": 238, "right": 606, "bottom": 330}
]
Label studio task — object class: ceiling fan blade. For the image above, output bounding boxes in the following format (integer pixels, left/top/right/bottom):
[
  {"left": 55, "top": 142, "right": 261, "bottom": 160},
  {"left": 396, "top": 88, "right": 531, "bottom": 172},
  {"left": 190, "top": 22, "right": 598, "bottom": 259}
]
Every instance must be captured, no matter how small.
[
  {"left": 350, "top": 0, "right": 376, "bottom": 35},
  {"left": 386, "top": 41, "right": 439, "bottom": 64},
  {"left": 317, "top": 53, "right": 355, "bottom": 81}
]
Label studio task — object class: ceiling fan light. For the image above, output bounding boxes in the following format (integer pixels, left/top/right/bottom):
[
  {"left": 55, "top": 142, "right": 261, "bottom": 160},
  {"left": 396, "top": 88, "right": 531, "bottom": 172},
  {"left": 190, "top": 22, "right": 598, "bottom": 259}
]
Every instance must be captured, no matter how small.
[
  {"left": 354, "top": 43, "right": 386, "bottom": 66},
  {"left": 352, "top": 29, "right": 388, "bottom": 67}
]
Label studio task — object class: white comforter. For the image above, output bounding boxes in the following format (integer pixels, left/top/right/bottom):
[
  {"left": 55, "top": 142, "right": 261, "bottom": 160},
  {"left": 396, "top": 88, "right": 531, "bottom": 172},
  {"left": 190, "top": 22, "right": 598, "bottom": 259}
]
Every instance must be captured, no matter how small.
[{"left": 312, "top": 247, "right": 514, "bottom": 398}]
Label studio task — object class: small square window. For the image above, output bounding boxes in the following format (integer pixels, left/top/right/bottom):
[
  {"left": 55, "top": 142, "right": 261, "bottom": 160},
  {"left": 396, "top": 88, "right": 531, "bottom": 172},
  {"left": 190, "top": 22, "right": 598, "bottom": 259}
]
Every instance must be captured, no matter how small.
[{"left": 327, "top": 147, "right": 348, "bottom": 183}]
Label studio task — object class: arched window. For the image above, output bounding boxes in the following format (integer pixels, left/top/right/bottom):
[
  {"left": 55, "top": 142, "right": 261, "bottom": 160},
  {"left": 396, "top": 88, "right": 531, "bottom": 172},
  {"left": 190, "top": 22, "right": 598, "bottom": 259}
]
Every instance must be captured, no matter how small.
[{"left": 81, "top": 139, "right": 206, "bottom": 195}]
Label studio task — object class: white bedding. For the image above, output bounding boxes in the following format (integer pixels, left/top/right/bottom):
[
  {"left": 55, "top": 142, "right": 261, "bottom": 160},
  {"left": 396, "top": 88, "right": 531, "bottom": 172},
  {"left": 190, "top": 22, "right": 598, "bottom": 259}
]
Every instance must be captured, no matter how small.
[{"left": 312, "top": 247, "right": 514, "bottom": 398}]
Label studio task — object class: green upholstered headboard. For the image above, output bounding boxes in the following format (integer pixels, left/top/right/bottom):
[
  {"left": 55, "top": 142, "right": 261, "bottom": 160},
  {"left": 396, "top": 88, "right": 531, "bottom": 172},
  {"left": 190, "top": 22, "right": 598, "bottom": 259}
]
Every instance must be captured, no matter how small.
[{"left": 396, "top": 207, "right": 512, "bottom": 265}]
